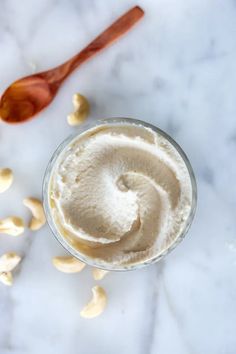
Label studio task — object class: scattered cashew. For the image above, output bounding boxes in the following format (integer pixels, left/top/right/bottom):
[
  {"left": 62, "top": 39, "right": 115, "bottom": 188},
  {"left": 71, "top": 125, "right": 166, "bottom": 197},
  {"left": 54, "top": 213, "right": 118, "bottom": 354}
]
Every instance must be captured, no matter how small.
[
  {"left": 0, "top": 252, "right": 21, "bottom": 286},
  {"left": 92, "top": 268, "right": 109, "bottom": 281},
  {"left": 67, "top": 93, "right": 90, "bottom": 126},
  {"left": 0, "top": 272, "right": 13, "bottom": 286},
  {"left": 23, "top": 197, "right": 46, "bottom": 230},
  {"left": 0, "top": 252, "right": 21, "bottom": 272},
  {"left": 52, "top": 256, "right": 86, "bottom": 273},
  {"left": 80, "top": 286, "right": 107, "bottom": 319},
  {"left": 0, "top": 217, "right": 24, "bottom": 236},
  {"left": 0, "top": 168, "right": 13, "bottom": 193}
]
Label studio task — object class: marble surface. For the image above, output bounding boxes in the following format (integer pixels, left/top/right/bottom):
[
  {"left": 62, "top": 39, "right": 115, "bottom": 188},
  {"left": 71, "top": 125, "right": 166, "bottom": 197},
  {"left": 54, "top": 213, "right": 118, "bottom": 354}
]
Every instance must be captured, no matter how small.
[{"left": 0, "top": 0, "right": 236, "bottom": 353}]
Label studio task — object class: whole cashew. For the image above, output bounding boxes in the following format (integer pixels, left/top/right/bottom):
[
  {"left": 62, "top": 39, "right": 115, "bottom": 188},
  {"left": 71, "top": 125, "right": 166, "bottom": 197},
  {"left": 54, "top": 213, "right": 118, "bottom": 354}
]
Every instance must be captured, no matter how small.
[
  {"left": 0, "top": 252, "right": 21, "bottom": 286},
  {"left": 23, "top": 197, "right": 46, "bottom": 230},
  {"left": 80, "top": 286, "right": 107, "bottom": 319},
  {"left": 0, "top": 272, "right": 13, "bottom": 286},
  {"left": 52, "top": 256, "right": 86, "bottom": 273},
  {"left": 0, "top": 168, "right": 13, "bottom": 193},
  {"left": 92, "top": 268, "right": 109, "bottom": 280},
  {"left": 0, "top": 252, "right": 21, "bottom": 272},
  {"left": 67, "top": 93, "right": 90, "bottom": 126},
  {"left": 0, "top": 217, "right": 24, "bottom": 236}
]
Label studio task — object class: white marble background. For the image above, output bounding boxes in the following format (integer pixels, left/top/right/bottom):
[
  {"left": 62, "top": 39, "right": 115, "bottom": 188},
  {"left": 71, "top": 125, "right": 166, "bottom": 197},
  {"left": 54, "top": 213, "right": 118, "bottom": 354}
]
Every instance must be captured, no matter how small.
[{"left": 0, "top": 0, "right": 236, "bottom": 353}]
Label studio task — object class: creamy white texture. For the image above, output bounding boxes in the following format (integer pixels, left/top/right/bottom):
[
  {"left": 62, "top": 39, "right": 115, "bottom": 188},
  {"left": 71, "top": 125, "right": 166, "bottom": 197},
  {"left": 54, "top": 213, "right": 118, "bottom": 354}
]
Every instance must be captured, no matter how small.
[{"left": 49, "top": 124, "right": 193, "bottom": 266}]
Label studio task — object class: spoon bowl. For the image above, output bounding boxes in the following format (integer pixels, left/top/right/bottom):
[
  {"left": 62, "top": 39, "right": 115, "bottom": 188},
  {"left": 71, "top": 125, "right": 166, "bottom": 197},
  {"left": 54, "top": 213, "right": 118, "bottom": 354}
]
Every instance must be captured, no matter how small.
[{"left": 0, "top": 75, "right": 54, "bottom": 123}]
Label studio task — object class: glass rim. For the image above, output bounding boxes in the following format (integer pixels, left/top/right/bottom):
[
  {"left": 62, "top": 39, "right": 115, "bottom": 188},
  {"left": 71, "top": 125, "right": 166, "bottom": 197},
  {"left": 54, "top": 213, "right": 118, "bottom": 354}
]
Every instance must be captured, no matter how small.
[{"left": 42, "top": 117, "right": 197, "bottom": 271}]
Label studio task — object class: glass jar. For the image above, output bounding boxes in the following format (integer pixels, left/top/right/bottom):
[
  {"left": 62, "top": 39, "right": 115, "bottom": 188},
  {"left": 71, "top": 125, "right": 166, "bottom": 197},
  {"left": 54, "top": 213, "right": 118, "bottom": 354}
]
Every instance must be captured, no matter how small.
[{"left": 43, "top": 118, "right": 197, "bottom": 271}]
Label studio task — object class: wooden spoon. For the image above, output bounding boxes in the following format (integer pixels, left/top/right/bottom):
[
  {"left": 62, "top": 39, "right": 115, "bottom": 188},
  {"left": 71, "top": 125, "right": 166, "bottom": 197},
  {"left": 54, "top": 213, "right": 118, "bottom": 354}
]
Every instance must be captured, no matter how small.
[{"left": 0, "top": 6, "right": 144, "bottom": 124}]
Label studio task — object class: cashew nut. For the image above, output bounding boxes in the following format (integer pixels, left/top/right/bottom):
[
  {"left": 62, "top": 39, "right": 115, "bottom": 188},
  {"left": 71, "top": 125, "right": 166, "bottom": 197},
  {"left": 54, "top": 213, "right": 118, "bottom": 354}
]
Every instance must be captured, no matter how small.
[
  {"left": 67, "top": 93, "right": 90, "bottom": 126},
  {"left": 0, "top": 217, "right": 24, "bottom": 236},
  {"left": 52, "top": 256, "right": 86, "bottom": 273},
  {"left": 0, "top": 272, "right": 13, "bottom": 286},
  {"left": 23, "top": 197, "right": 46, "bottom": 230},
  {"left": 0, "top": 252, "right": 21, "bottom": 272},
  {"left": 92, "top": 268, "right": 109, "bottom": 280},
  {"left": 0, "top": 252, "right": 21, "bottom": 286},
  {"left": 80, "top": 286, "right": 107, "bottom": 319},
  {"left": 0, "top": 168, "right": 13, "bottom": 193}
]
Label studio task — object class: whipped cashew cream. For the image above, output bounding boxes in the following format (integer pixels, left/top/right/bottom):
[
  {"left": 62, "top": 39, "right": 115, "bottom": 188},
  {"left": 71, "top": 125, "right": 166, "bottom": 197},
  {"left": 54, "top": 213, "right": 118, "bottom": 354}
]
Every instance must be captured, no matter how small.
[{"left": 48, "top": 123, "right": 193, "bottom": 266}]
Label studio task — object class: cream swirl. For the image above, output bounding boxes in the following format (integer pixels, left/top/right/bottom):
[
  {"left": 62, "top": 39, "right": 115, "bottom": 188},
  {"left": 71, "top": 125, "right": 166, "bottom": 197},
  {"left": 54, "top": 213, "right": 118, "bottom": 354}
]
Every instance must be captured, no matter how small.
[{"left": 49, "top": 123, "right": 193, "bottom": 266}]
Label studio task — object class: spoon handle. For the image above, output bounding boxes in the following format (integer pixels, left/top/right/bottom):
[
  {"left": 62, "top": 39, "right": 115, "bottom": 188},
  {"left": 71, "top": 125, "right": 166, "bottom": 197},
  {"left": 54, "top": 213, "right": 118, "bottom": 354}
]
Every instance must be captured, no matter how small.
[{"left": 45, "top": 6, "right": 144, "bottom": 85}]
